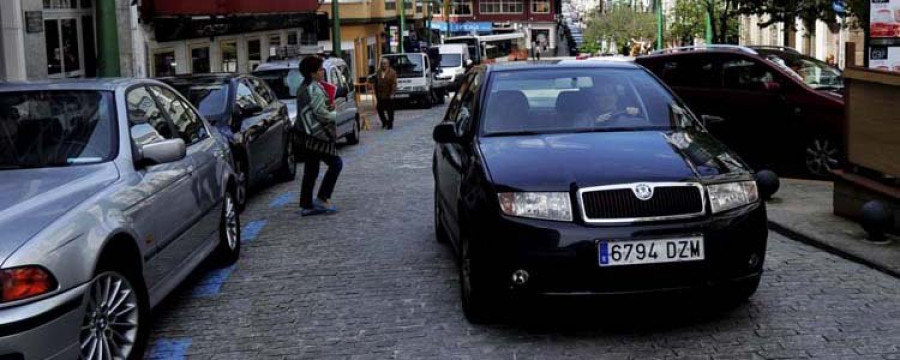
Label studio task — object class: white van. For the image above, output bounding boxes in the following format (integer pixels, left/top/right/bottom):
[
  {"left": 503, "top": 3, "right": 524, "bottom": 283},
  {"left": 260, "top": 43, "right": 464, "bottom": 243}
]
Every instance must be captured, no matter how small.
[
  {"left": 434, "top": 44, "right": 471, "bottom": 92},
  {"left": 380, "top": 53, "right": 440, "bottom": 108}
]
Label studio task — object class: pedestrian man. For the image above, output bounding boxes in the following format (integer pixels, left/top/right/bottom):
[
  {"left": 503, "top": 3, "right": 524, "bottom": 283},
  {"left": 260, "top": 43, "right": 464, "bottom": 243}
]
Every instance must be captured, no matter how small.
[{"left": 375, "top": 57, "right": 398, "bottom": 129}]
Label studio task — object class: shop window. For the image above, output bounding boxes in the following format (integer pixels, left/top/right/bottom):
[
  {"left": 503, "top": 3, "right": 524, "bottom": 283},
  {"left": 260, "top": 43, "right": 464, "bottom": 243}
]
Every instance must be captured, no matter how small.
[
  {"left": 153, "top": 51, "right": 177, "bottom": 77},
  {"left": 248, "top": 39, "right": 262, "bottom": 71},
  {"left": 221, "top": 41, "right": 238, "bottom": 73},
  {"left": 531, "top": 0, "right": 550, "bottom": 13},
  {"left": 191, "top": 46, "right": 210, "bottom": 74}
]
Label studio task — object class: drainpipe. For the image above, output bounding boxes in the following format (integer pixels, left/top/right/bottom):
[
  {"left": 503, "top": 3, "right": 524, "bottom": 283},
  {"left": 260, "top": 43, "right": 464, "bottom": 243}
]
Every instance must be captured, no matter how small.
[
  {"left": 399, "top": 0, "right": 406, "bottom": 53},
  {"left": 96, "top": 0, "right": 120, "bottom": 77}
]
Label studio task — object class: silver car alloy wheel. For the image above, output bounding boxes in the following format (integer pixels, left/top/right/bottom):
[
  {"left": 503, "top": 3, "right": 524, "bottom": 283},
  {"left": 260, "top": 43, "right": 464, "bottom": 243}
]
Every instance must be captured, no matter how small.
[
  {"left": 225, "top": 193, "right": 239, "bottom": 250},
  {"left": 805, "top": 137, "right": 840, "bottom": 177},
  {"left": 80, "top": 272, "right": 139, "bottom": 360}
]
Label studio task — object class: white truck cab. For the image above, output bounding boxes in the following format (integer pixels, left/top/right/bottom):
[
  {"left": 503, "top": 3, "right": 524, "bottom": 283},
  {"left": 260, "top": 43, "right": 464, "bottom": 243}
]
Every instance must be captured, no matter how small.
[
  {"left": 380, "top": 53, "right": 440, "bottom": 108},
  {"left": 434, "top": 44, "right": 471, "bottom": 92}
]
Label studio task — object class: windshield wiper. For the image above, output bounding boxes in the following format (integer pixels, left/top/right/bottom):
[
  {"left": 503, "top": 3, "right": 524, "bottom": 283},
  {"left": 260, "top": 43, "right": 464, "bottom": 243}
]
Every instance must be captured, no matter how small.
[
  {"left": 573, "top": 126, "right": 669, "bottom": 133},
  {"left": 484, "top": 130, "right": 548, "bottom": 137}
]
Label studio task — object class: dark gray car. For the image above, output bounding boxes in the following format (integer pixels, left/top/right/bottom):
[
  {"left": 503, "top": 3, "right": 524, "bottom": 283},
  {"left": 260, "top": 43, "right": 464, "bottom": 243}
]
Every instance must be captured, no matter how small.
[{"left": 0, "top": 79, "right": 241, "bottom": 359}]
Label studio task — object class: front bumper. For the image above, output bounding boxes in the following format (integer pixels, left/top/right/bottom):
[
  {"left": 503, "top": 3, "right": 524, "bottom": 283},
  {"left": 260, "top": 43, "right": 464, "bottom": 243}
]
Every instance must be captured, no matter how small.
[
  {"left": 392, "top": 89, "right": 430, "bottom": 101},
  {"left": 0, "top": 283, "right": 88, "bottom": 360},
  {"left": 472, "top": 203, "right": 768, "bottom": 295}
]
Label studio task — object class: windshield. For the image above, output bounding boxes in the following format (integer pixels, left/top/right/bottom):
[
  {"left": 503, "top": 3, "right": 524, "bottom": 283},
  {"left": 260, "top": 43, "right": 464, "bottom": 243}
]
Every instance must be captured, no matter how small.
[
  {"left": 439, "top": 54, "right": 462, "bottom": 68},
  {"left": 386, "top": 55, "right": 425, "bottom": 78},
  {"left": 482, "top": 69, "right": 699, "bottom": 136},
  {"left": 760, "top": 51, "right": 843, "bottom": 90},
  {"left": 169, "top": 83, "right": 230, "bottom": 117},
  {"left": 0, "top": 90, "right": 116, "bottom": 169},
  {"left": 254, "top": 69, "right": 303, "bottom": 99}
]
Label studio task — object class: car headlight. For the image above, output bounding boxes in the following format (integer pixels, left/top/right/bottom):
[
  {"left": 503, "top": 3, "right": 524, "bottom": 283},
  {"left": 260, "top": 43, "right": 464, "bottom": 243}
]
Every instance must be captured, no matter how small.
[
  {"left": 707, "top": 181, "right": 759, "bottom": 214},
  {"left": 498, "top": 192, "right": 573, "bottom": 222},
  {"left": 0, "top": 266, "right": 58, "bottom": 303}
]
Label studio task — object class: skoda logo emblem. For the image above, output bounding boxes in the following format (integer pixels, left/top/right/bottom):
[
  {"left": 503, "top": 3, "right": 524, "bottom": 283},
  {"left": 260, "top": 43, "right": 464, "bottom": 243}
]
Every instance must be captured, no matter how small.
[{"left": 633, "top": 184, "right": 654, "bottom": 200}]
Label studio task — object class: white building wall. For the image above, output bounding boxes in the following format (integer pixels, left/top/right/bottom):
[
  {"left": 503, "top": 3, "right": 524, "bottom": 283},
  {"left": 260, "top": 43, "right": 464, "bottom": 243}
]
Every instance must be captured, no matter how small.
[{"left": 0, "top": 0, "right": 27, "bottom": 81}]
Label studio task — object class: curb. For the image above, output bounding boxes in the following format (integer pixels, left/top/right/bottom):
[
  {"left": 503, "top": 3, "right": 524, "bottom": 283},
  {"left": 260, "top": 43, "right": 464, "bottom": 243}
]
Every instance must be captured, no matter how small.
[{"left": 768, "top": 220, "right": 900, "bottom": 279}]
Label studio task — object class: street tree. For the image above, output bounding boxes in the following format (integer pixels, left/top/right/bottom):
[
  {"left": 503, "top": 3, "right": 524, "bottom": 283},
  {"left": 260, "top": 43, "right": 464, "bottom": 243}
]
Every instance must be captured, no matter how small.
[{"left": 584, "top": 1, "right": 658, "bottom": 54}]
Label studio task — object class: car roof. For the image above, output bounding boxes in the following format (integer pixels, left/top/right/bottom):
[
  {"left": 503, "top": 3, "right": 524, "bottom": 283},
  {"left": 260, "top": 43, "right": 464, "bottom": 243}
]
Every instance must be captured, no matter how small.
[
  {"left": 158, "top": 73, "right": 241, "bottom": 84},
  {"left": 0, "top": 78, "right": 161, "bottom": 92},
  {"left": 254, "top": 56, "right": 346, "bottom": 71},
  {"left": 486, "top": 60, "right": 641, "bottom": 72}
]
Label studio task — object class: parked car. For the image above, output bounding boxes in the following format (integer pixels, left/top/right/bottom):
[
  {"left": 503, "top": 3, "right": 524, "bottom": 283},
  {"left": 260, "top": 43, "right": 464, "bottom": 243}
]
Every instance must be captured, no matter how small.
[
  {"left": 433, "top": 61, "right": 768, "bottom": 323},
  {"left": 380, "top": 53, "right": 440, "bottom": 108},
  {"left": 253, "top": 57, "right": 361, "bottom": 145},
  {"left": 434, "top": 44, "right": 472, "bottom": 92},
  {"left": 0, "top": 79, "right": 241, "bottom": 359},
  {"left": 636, "top": 45, "right": 845, "bottom": 177},
  {"left": 160, "top": 73, "right": 295, "bottom": 211}
]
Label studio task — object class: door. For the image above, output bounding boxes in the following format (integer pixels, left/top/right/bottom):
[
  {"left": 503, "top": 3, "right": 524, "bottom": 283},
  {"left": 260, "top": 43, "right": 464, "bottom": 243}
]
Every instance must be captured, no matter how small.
[
  {"left": 147, "top": 85, "right": 222, "bottom": 264},
  {"left": 646, "top": 55, "right": 723, "bottom": 120},
  {"left": 235, "top": 79, "right": 277, "bottom": 181},
  {"left": 248, "top": 76, "right": 288, "bottom": 171},
  {"left": 125, "top": 85, "right": 199, "bottom": 288},
  {"left": 43, "top": 13, "right": 95, "bottom": 78},
  {"left": 337, "top": 65, "right": 358, "bottom": 134},
  {"left": 714, "top": 56, "right": 792, "bottom": 168},
  {"left": 436, "top": 71, "right": 481, "bottom": 245}
]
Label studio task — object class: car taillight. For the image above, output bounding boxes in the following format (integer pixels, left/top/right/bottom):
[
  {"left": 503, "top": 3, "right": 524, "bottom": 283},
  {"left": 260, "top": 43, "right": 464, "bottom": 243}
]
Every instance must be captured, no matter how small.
[{"left": 0, "top": 266, "right": 58, "bottom": 303}]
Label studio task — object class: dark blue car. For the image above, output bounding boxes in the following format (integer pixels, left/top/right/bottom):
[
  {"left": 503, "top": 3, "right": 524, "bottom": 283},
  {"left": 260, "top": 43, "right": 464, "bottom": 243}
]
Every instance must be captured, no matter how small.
[{"left": 432, "top": 61, "right": 768, "bottom": 323}]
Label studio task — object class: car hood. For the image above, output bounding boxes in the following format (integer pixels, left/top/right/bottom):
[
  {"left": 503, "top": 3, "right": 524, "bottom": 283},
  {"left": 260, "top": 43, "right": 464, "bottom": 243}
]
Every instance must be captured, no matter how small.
[
  {"left": 0, "top": 163, "right": 118, "bottom": 263},
  {"left": 478, "top": 130, "right": 751, "bottom": 191}
]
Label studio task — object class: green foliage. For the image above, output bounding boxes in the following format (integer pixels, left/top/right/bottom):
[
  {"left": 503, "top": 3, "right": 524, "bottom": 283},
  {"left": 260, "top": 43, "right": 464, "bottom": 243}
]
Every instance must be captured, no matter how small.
[
  {"left": 668, "top": 0, "right": 710, "bottom": 44},
  {"left": 584, "top": 1, "right": 659, "bottom": 53}
]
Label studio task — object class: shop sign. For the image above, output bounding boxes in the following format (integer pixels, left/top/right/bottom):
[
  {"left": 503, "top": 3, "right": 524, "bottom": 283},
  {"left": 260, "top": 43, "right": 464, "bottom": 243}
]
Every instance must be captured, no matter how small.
[
  {"left": 869, "top": 46, "right": 900, "bottom": 72},
  {"left": 25, "top": 11, "right": 43, "bottom": 33},
  {"left": 871, "top": 0, "right": 900, "bottom": 38}
]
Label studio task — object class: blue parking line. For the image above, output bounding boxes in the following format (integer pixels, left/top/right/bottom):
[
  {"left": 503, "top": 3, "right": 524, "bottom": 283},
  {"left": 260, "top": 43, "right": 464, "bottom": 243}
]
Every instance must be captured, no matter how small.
[
  {"left": 269, "top": 192, "right": 295, "bottom": 209},
  {"left": 190, "top": 265, "right": 235, "bottom": 298},
  {"left": 146, "top": 338, "right": 191, "bottom": 360},
  {"left": 241, "top": 219, "right": 267, "bottom": 244}
]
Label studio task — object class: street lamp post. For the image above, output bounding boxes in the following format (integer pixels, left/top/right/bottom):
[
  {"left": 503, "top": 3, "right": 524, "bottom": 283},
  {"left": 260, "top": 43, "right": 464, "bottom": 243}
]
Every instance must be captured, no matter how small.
[
  {"left": 399, "top": 0, "right": 407, "bottom": 53},
  {"left": 333, "top": 0, "right": 342, "bottom": 57},
  {"left": 655, "top": 0, "right": 663, "bottom": 50},
  {"left": 705, "top": 0, "right": 714, "bottom": 44}
]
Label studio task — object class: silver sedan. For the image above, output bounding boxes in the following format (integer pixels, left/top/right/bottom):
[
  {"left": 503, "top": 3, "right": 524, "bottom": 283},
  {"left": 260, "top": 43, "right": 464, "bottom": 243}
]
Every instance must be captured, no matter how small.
[{"left": 0, "top": 79, "right": 241, "bottom": 360}]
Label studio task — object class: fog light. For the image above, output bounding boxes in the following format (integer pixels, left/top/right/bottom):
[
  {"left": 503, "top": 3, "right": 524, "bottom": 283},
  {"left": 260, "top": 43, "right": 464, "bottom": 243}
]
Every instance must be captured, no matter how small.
[
  {"left": 748, "top": 253, "right": 760, "bottom": 268},
  {"left": 512, "top": 270, "right": 529, "bottom": 286}
]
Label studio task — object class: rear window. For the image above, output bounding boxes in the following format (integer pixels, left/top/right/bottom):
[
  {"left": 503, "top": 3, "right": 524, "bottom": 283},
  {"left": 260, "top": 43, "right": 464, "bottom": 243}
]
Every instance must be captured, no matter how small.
[
  {"left": 168, "top": 83, "right": 230, "bottom": 117},
  {"left": 482, "top": 68, "right": 699, "bottom": 135},
  {"left": 385, "top": 55, "right": 425, "bottom": 78},
  {"left": 0, "top": 90, "right": 116, "bottom": 169}
]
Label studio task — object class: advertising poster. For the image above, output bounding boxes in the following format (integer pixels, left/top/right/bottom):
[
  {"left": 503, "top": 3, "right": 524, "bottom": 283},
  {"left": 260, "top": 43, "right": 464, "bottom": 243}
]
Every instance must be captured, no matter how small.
[
  {"left": 869, "top": 46, "right": 900, "bottom": 72},
  {"left": 871, "top": 0, "right": 900, "bottom": 38}
]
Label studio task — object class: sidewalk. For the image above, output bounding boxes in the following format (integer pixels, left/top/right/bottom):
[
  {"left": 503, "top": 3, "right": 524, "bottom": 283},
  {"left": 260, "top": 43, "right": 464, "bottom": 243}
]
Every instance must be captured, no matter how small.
[{"left": 767, "top": 178, "right": 900, "bottom": 277}]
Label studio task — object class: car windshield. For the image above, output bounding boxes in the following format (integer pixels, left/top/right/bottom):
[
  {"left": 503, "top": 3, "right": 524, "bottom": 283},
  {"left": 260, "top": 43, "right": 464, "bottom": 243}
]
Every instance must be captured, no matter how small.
[
  {"left": 482, "top": 68, "right": 699, "bottom": 136},
  {"left": 439, "top": 54, "right": 462, "bottom": 68},
  {"left": 254, "top": 68, "right": 303, "bottom": 100},
  {"left": 760, "top": 51, "right": 843, "bottom": 90},
  {"left": 0, "top": 90, "right": 116, "bottom": 169},
  {"left": 169, "top": 82, "right": 230, "bottom": 117},
  {"left": 386, "top": 55, "right": 425, "bottom": 78}
]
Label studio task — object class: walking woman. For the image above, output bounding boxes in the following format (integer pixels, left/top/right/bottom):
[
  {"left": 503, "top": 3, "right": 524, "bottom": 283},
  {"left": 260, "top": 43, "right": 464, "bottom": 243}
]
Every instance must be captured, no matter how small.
[{"left": 296, "top": 55, "right": 343, "bottom": 216}]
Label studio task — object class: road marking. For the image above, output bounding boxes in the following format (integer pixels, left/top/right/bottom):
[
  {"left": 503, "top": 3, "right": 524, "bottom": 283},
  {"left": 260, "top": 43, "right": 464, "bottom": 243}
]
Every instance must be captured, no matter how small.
[
  {"left": 241, "top": 219, "right": 268, "bottom": 244},
  {"left": 190, "top": 265, "right": 235, "bottom": 298},
  {"left": 146, "top": 338, "right": 191, "bottom": 360},
  {"left": 269, "top": 192, "right": 296, "bottom": 209}
]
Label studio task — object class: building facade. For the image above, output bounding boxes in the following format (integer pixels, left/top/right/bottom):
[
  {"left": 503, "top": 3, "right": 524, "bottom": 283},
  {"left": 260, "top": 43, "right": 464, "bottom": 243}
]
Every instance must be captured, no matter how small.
[
  {"left": 431, "top": 0, "right": 560, "bottom": 56},
  {"left": 740, "top": 15, "right": 866, "bottom": 68},
  {"left": 0, "top": 0, "right": 145, "bottom": 81}
]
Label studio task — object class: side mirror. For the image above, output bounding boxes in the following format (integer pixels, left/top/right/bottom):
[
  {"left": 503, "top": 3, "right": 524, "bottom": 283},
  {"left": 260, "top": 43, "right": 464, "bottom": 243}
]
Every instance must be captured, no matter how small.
[
  {"left": 137, "top": 139, "right": 186, "bottom": 166},
  {"left": 237, "top": 103, "right": 263, "bottom": 118},
  {"left": 466, "top": 59, "right": 473, "bottom": 67},
  {"left": 701, "top": 115, "right": 725, "bottom": 126},
  {"left": 433, "top": 123, "right": 461, "bottom": 144}
]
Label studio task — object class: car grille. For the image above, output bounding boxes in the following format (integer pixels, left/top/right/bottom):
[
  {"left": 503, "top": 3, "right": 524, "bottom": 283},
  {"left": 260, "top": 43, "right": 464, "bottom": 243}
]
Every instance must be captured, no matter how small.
[{"left": 579, "top": 183, "right": 705, "bottom": 223}]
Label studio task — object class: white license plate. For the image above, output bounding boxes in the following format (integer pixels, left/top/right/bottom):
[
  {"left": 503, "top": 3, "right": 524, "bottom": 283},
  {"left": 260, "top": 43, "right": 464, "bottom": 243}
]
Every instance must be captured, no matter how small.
[
  {"left": 598, "top": 236, "right": 704, "bottom": 267},
  {"left": 393, "top": 94, "right": 410, "bottom": 99}
]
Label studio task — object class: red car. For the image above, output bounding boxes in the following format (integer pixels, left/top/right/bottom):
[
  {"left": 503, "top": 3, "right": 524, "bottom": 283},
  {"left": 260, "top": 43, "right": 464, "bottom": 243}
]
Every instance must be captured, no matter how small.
[{"left": 636, "top": 45, "right": 845, "bottom": 177}]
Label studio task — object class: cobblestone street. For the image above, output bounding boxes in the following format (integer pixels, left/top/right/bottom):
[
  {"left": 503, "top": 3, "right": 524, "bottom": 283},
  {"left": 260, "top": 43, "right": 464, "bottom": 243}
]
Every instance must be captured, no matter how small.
[{"left": 146, "top": 103, "right": 900, "bottom": 360}]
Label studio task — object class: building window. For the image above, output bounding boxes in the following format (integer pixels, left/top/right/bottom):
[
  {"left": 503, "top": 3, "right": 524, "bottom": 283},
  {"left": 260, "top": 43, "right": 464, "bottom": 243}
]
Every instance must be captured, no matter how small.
[
  {"left": 43, "top": 18, "right": 83, "bottom": 78},
  {"left": 44, "top": 0, "right": 78, "bottom": 9},
  {"left": 288, "top": 32, "right": 298, "bottom": 46},
  {"left": 191, "top": 46, "right": 210, "bottom": 74},
  {"left": 269, "top": 35, "right": 281, "bottom": 56},
  {"left": 153, "top": 50, "right": 177, "bottom": 77},
  {"left": 451, "top": 0, "right": 473, "bottom": 15},
  {"left": 221, "top": 41, "right": 238, "bottom": 72},
  {"left": 385, "top": 0, "right": 414, "bottom": 11},
  {"left": 480, "top": 0, "right": 523, "bottom": 14},
  {"left": 248, "top": 39, "right": 262, "bottom": 70},
  {"left": 531, "top": 0, "right": 550, "bottom": 13}
]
